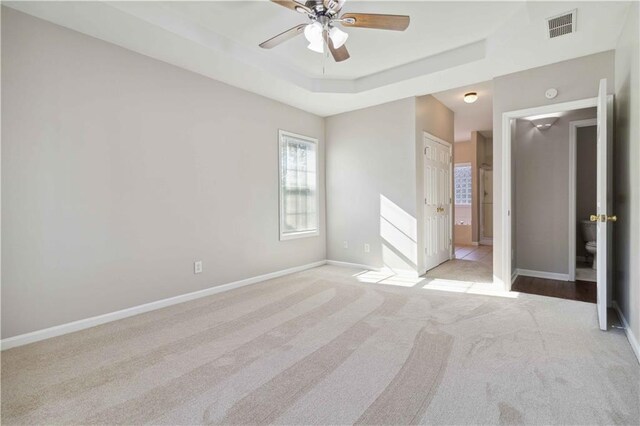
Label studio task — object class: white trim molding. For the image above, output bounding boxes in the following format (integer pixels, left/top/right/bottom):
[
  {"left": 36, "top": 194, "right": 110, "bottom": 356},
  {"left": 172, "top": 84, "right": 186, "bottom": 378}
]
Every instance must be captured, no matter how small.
[
  {"left": 613, "top": 301, "right": 640, "bottom": 365},
  {"left": 516, "top": 268, "right": 570, "bottom": 282},
  {"left": 326, "top": 260, "right": 421, "bottom": 278},
  {"left": 326, "top": 260, "right": 384, "bottom": 271},
  {"left": 1, "top": 260, "right": 327, "bottom": 351},
  {"left": 568, "top": 118, "right": 598, "bottom": 282}
]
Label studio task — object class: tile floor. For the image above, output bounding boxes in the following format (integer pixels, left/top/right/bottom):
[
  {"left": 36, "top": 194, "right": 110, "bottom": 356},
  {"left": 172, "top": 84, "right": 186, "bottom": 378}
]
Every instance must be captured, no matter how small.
[
  {"left": 576, "top": 260, "right": 597, "bottom": 282},
  {"left": 454, "top": 244, "right": 493, "bottom": 264}
]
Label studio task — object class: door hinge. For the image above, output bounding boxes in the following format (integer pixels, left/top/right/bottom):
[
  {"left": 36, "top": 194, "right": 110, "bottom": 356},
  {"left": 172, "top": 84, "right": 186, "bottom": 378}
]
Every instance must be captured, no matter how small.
[{"left": 425, "top": 198, "right": 427, "bottom": 204}]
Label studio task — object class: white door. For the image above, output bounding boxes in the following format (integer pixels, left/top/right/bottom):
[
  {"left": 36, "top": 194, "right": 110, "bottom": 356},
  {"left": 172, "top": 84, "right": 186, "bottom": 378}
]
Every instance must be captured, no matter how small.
[
  {"left": 594, "top": 78, "right": 614, "bottom": 331},
  {"left": 424, "top": 134, "right": 452, "bottom": 271}
]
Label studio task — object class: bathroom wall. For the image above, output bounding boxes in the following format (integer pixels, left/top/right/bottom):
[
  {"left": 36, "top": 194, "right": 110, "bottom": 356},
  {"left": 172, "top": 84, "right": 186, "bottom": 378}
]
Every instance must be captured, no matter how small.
[
  {"left": 453, "top": 140, "right": 472, "bottom": 244},
  {"left": 514, "top": 108, "right": 597, "bottom": 276},
  {"left": 470, "top": 131, "right": 485, "bottom": 244},
  {"left": 576, "top": 125, "right": 597, "bottom": 259}
]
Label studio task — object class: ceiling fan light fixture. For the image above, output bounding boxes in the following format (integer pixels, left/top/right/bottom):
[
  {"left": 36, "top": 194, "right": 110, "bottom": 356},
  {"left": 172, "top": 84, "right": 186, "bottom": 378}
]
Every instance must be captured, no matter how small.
[
  {"left": 329, "top": 26, "right": 349, "bottom": 48},
  {"left": 307, "top": 39, "right": 325, "bottom": 53},
  {"left": 463, "top": 92, "right": 478, "bottom": 104},
  {"left": 304, "top": 21, "right": 323, "bottom": 43}
]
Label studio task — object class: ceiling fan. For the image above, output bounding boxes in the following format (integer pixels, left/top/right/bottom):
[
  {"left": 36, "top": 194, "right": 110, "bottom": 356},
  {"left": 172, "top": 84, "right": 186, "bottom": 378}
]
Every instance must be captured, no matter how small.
[{"left": 259, "top": 0, "right": 410, "bottom": 62}]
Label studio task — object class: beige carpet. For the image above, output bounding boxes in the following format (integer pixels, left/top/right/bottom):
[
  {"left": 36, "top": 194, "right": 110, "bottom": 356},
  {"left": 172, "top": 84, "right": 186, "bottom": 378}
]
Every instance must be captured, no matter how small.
[{"left": 1, "top": 265, "right": 638, "bottom": 425}]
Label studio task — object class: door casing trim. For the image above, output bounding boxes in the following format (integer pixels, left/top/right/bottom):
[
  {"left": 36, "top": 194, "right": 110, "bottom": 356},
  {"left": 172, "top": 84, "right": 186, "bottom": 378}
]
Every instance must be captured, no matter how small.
[{"left": 499, "top": 96, "right": 614, "bottom": 291}]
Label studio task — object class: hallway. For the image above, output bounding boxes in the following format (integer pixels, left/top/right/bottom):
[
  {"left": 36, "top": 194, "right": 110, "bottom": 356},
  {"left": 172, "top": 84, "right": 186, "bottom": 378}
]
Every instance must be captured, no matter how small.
[{"left": 424, "top": 245, "right": 493, "bottom": 285}]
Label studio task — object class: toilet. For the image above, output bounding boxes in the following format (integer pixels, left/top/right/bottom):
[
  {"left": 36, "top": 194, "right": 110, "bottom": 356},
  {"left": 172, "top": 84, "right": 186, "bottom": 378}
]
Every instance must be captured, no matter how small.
[{"left": 580, "top": 220, "right": 597, "bottom": 269}]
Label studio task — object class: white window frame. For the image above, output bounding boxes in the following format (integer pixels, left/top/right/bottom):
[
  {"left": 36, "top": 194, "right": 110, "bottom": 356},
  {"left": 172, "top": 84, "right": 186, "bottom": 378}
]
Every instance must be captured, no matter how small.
[
  {"left": 278, "top": 130, "right": 320, "bottom": 241},
  {"left": 454, "top": 162, "right": 473, "bottom": 206}
]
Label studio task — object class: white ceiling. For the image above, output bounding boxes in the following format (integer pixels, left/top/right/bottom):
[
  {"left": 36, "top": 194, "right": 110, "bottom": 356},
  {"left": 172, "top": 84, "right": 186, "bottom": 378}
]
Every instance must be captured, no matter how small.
[
  {"left": 433, "top": 80, "right": 493, "bottom": 143},
  {"left": 5, "top": 1, "right": 632, "bottom": 116}
]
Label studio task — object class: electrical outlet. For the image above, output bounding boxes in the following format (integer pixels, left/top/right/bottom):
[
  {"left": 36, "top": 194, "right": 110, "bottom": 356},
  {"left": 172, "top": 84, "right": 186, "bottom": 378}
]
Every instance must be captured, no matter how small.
[
  {"left": 194, "top": 260, "right": 203, "bottom": 274},
  {"left": 343, "top": 241, "right": 349, "bottom": 249},
  {"left": 364, "top": 243, "right": 370, "bottom": 253}
]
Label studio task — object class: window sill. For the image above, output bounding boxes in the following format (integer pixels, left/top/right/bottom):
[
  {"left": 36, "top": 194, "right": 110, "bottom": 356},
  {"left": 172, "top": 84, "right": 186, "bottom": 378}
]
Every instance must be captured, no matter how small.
[{"left": 280, "top": 230, "right": 320, "bottom": 241}]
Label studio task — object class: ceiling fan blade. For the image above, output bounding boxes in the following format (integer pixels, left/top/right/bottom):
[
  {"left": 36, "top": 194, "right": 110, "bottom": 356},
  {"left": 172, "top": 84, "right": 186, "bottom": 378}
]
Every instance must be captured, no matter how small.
[
  {"left": 259, "top": 24, "right": 307, "bottom": 49},
  {"left": 271, "top": 0, "right": 312, "bottom": 15},
  {"left": 324, "top": 30, "right": 350, "bottom": 62},
  {"left": 340, "top": 13, "right": 410, "bottom": 31}
]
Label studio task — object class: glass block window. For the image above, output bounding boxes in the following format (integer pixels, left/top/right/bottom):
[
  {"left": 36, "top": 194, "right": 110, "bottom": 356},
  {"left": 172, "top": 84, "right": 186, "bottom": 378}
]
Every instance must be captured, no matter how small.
[{"left": 454, "top": 163, "right": 472, "bottom": 205}]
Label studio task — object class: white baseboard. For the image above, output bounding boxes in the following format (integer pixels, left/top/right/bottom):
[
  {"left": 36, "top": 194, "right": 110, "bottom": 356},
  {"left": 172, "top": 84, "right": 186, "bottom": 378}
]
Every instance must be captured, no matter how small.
[
  {"left": 325, "top": 260, "right": 420, "bottom": 277},
  {"left": 613, "top": 301, "right": 640, "bottom": 365},
  {"left": 512, "top": 270, "right": 519, "bottom": 284},
  {"left": 471, "top": 241, "right": 480, "bottom": 246},
  {"left": 1, "top": 260, "right": 327, "bottom": 351},
  {"left": 325, "top": 259, "right": 382, "bottom": 271},
  {"left": 516, "top": 269, "right": 570, "bottom": 281}
]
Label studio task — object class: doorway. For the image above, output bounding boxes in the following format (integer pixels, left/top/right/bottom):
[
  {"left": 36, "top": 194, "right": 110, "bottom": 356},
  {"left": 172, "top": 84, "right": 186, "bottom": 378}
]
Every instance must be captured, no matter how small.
[{"left": 501, "top": 79, "right": 614, "bottom": 331}]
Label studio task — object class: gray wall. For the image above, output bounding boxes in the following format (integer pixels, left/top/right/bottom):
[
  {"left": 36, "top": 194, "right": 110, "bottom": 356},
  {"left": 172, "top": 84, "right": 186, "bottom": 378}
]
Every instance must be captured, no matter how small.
[
  {"left": 325, "top": 95, "right": 453, "bottom": 275},
  {"left": 1, "top": 9, "right": 326, "bottom": 338},
  {"left": 514, "top": 108, "right": 596, "bottom": 275},
  {"left": 576, "top": 125, "right": 597, "bottom": 259},
  {"left": 493, "top": 51, "right": 615, "bottom": 283},
  {"left": 613, "top": 2, "right": 639, "bottom": 354},
  {"left": 326, "top": 98, "right": 417, "bottom": 273}
]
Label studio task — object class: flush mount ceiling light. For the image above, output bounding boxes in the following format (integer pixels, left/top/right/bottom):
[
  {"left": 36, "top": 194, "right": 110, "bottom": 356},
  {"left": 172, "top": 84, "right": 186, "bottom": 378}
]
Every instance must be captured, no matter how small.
[
  {"left": 463, "top": 92, "right": 478, "bottom": 103},
  {"left": 259, "top": 0, "right": 410, "bottom": 63}
]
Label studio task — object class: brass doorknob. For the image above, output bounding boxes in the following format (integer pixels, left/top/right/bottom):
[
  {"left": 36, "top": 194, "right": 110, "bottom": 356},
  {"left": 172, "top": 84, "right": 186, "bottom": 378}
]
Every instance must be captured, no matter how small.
[{"left": 590, "top": 214, "right": 617, "bottom": 222}]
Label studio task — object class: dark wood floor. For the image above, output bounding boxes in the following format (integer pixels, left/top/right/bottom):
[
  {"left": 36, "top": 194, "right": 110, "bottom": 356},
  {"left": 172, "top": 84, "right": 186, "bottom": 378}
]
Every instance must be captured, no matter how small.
[{"left": 512, "top": 275, "right": 596, "bottom": 303}]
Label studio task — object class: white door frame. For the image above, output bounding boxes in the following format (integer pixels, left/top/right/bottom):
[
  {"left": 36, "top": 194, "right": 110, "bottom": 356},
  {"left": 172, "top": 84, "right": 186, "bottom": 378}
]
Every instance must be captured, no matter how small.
[
  {"left": 568, "top": 118, "right": 598, "bottom": 281},
  {"left": 422, "top": 131, "right": 453, "bottom": 274},
  {"left": 500, "top": 96, "right": 611, "bottom": 291}
]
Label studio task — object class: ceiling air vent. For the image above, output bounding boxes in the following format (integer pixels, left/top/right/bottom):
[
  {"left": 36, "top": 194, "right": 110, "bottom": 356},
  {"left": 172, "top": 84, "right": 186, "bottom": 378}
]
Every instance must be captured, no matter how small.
[{"left": 546, "top": 9, "right": 577, "bottom": 38}]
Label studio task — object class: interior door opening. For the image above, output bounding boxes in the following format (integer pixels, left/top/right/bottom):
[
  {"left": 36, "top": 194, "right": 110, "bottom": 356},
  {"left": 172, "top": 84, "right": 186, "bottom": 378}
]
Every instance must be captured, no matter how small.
[{"left": 502, "top": 79, "right": 613, "bottom": 331}]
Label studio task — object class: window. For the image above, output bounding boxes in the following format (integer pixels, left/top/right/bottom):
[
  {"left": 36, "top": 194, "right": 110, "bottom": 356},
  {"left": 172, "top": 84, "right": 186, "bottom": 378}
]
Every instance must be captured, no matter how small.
[
  {"left": 454, "top": 163, "right": 472, "bottom": 205},
  {"left": 279, "top": 130, "right": 319, "bottom": 240}
]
